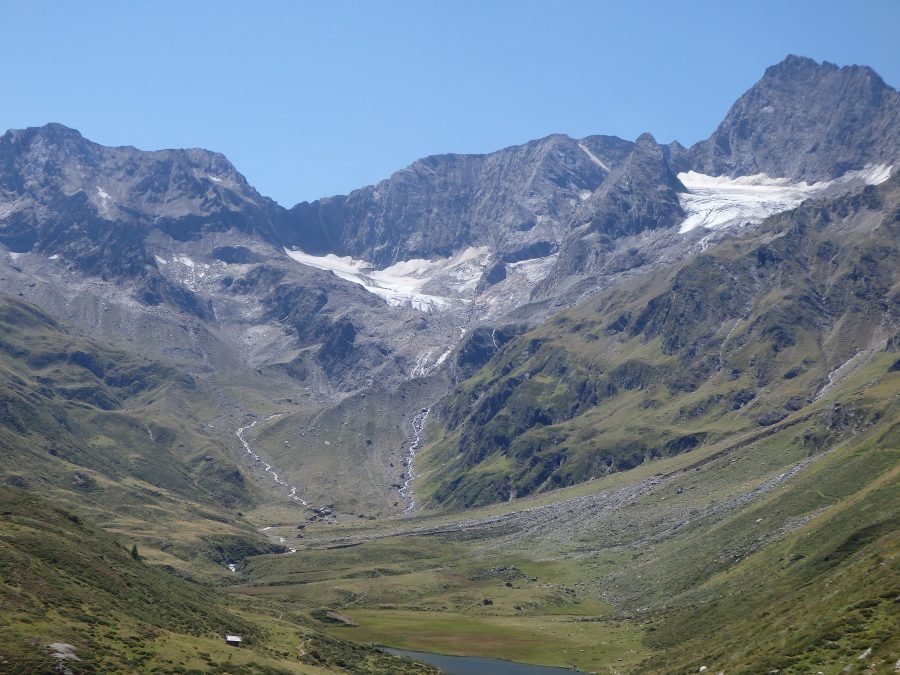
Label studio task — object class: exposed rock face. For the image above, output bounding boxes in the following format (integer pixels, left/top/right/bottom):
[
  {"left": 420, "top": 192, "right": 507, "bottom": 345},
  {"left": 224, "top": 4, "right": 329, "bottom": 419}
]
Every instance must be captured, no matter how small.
[
  {"left": 0, "top": 124, "right": 282, "bottom": 250},
  {"left": 3, "top": 58, "right": 896, "bottom": 324},
  {"left": 549, "top": 133, "right": 686, "bottom": 279},
  {"left": 452, "top": 324, "right": 526, "bottom": 382},
  {"left": 576, "top": 133, "right": 686, "bottom": 238},
  {"left": 0, "top": 124, "right": 284, "bottom": 316},
  {"left": 278, "top": 57, "right": 900, "bottom": 311},
  {"left": 281, "top": 130, "right": 693, "bottom": 315},
  {"left": 687, "top": 55, "right": 900, "bottom": 181},
  {"left": 4, "top": 57, "right": 898, "bottom": 290},
  {"left": 284, "top": 134, "right": 634, "bottom": 268}
]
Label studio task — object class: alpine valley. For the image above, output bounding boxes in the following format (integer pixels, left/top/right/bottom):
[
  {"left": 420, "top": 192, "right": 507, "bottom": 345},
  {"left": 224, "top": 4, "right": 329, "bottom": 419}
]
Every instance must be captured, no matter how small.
[{"left": 1, "top": 55, "right": 898, "bottom": 674}]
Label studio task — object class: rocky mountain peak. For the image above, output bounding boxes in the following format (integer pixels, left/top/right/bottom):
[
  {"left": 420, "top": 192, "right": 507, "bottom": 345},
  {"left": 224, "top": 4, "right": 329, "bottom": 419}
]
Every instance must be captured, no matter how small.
[
  {"left": 1, "top": 124, "right": 91, "bottom": 192},
  {"left": 689, "top": 55, "right": 900, "bottom": 181},
  {"left": 2, "top": 57, "right": 897, "bottom": 329},
  {"left": 284, "top": 132, "right": 634, "bottom": 269},
  {"left": 0, "top": 123, "right": 264, "bottom": 211},
  {"left": 0, "top": 123, "right": 282, "bottom": 257},
  {"left": 575, "top": 133, "right": 684, "bottom": 235},
  {"left": 762, "top": 53, "right": 837, "bottom": 77},
  {"left": 2, "top": 122, "right": 86, "bottom": 147},
  {"left": 0, "top": 124, "right": 286, "bottom": 318}
]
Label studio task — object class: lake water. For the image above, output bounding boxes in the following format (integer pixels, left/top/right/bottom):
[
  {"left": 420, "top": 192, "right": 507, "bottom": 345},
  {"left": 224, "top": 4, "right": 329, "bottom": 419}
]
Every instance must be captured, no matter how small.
[{"left": 384, "top": 647, "right": 583, "bottom": 675}]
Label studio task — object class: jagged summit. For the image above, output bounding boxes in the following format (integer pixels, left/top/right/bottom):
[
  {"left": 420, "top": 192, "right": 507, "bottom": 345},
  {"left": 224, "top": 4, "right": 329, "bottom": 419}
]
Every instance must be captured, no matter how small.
[
  {"left": 762, "top": 54, "right": 885, "bottom": 85},
  {"left": 283, "top": 57, "right": 899, "bottom": 272},
  {"left": 0, "top": 122, "right": 284, "bottom": 278},
  {"left": 283, "top": 132, "right": 637, "bottom": 268},
  {"left": 0, "top": 122, "right": 267, "bottom": 208},
  {"left": 688, "top": 55, "right": 900, "bottom": 181},
  {"left": 2, "top": 121, "right": 85, "bottom": 144},
  {"left": 2, "top": 56, "right": 897, "bottom": 333},
  {"left": 0, "top": 56, "right": 896, "bottom": 317}
]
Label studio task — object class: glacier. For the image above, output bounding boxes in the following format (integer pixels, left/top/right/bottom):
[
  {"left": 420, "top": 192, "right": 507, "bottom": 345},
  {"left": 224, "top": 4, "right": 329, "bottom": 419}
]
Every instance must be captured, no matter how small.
[
  {"left": 284, "top": 246, "right": 490, "bottom": 312},
  {"left": 678, "top": 164, "right": 892, "bottom": 234}
]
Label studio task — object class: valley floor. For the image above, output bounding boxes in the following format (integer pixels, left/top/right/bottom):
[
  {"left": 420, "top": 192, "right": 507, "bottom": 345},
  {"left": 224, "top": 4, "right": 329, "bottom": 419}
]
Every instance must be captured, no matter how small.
[{"left": 228, "top": 352, "right": 899, "bottom": 674}]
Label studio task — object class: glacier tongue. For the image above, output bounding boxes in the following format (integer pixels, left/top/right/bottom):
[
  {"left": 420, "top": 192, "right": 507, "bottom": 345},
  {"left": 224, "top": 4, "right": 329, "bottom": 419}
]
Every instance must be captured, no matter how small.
[
  {"left": 284, "top": 246, "right": 490, "bottom": 312},
  {"left": 677, "top": 165, "right": 892, "bottom": 234}
]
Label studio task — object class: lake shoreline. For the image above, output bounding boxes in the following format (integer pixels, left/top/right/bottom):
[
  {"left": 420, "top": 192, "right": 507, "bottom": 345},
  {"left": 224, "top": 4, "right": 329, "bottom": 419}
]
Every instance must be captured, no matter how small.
[{"left": 380, "top": 646, "right": 587, "bottom": 675}]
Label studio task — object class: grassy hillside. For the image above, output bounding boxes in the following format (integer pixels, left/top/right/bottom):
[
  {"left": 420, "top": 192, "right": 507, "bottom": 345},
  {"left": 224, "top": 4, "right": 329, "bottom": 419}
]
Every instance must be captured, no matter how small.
[
  {"left": 0, "top": 293, "right": 245, "bottom": 506},
  {"left": 638, "top": 423, "right": 899, "bottom": 673},
  {"left": 0, "top": 486, "right": 440, "bottom": 674},
  {"left": 418, "top": 177, "right": 900, "bottom": 509},
  {"left": 0, "top": 293, "right": 286, "bottom": 580},
  {"left": 0, "top": 293, "right": 452, "bottom": 673}
]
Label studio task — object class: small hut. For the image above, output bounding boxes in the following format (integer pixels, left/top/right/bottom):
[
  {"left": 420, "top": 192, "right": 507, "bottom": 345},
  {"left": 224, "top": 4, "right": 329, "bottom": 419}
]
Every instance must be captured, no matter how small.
[{"left": 225, "top": 635, "right": 242, "bottom": 647}]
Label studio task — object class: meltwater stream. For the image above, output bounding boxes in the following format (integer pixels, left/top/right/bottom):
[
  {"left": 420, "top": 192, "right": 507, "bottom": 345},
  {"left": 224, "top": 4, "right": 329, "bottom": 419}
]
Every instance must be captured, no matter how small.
[
  {"left": 236, "top": 415, "right": 311, "bottom": 508},
  {"left": 400, "top": 407, "right": 430, "bottom": 514}
]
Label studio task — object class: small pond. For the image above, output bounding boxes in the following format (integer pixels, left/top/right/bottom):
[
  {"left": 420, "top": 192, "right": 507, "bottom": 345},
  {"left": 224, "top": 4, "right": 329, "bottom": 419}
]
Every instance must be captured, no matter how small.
[{"left": 383, "top": 647, "right": 584, "bottom": 675}]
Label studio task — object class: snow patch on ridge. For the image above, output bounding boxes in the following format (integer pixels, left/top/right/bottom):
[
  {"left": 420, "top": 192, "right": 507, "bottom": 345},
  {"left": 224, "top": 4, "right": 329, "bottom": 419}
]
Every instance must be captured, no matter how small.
[
  {"left": 578, "top": 143, "right": 611, "bottom": 172},
  {"left": 284, "top": 246, "right": 490, "bottom": 312},
  {"left": 678, "top": 165, "right": 892, "bottom": 234}
]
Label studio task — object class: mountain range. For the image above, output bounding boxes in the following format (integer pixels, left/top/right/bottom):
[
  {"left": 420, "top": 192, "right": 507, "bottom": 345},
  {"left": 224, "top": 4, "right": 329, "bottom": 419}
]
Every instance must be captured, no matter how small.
[{"left": 0, "top": 55, "right": 897, "bottom": 673}]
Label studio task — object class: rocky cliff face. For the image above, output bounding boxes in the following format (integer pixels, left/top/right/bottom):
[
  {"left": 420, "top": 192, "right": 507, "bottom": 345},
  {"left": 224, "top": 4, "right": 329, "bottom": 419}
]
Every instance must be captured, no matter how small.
[
  {"left": 687, "top": 55, "right": 900, "bottom": 181},
  {"left": 0, "top": 124, "right": 280, "bottom": 240},
  {"left": 0, "top": 123, "right": 282, "bottom": 276},
  {"left": 280, "top": 56, "right": 899, "bottom": 309},
  {"left": 285, "top": 134, "right": 635, "bottom": 268},
  {"left": 546, "top": 133, "right": 687, "bottom": 280},
  {"left": 0, "top": 123, "right": 294, "bottom": 318},
  {"left": 4, "top": 58, "right": 896, "bottom": 316}
]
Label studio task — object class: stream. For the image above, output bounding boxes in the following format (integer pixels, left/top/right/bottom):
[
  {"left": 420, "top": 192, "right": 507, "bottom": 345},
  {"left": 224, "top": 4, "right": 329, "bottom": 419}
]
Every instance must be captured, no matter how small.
[
  {"left": 183, "top": 326, "right": 319, "bottom": 564},
  {"left": 235, "top": 416, "right": 311, "bottom": 507},
  {"left": 235, "top": 415, "right": 321, "bottom": 556},
  {"left": 400, "top": 407, "right": 430, "bottom": 514}
]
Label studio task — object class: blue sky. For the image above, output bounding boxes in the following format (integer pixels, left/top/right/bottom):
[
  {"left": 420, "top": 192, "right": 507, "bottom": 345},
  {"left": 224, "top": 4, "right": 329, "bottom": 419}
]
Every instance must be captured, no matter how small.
[{"left": 2, "top": 1, "right": 898, "bottom": 205}]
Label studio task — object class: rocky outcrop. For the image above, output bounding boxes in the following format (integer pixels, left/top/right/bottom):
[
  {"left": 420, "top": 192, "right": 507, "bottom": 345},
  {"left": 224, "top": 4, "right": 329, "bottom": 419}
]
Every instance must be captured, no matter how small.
[
  {"left": 576, "top": 133, "right": 685, "bottom": 238},
  {"left": 687, "top": 55, "right": 900, "bottom": 181}
]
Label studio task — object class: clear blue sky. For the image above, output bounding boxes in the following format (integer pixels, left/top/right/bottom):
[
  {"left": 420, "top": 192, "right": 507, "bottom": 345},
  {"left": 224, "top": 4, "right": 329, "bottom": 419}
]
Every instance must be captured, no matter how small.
[{"left": 2, "top": 1, "right": 898, "bottom": 205}]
